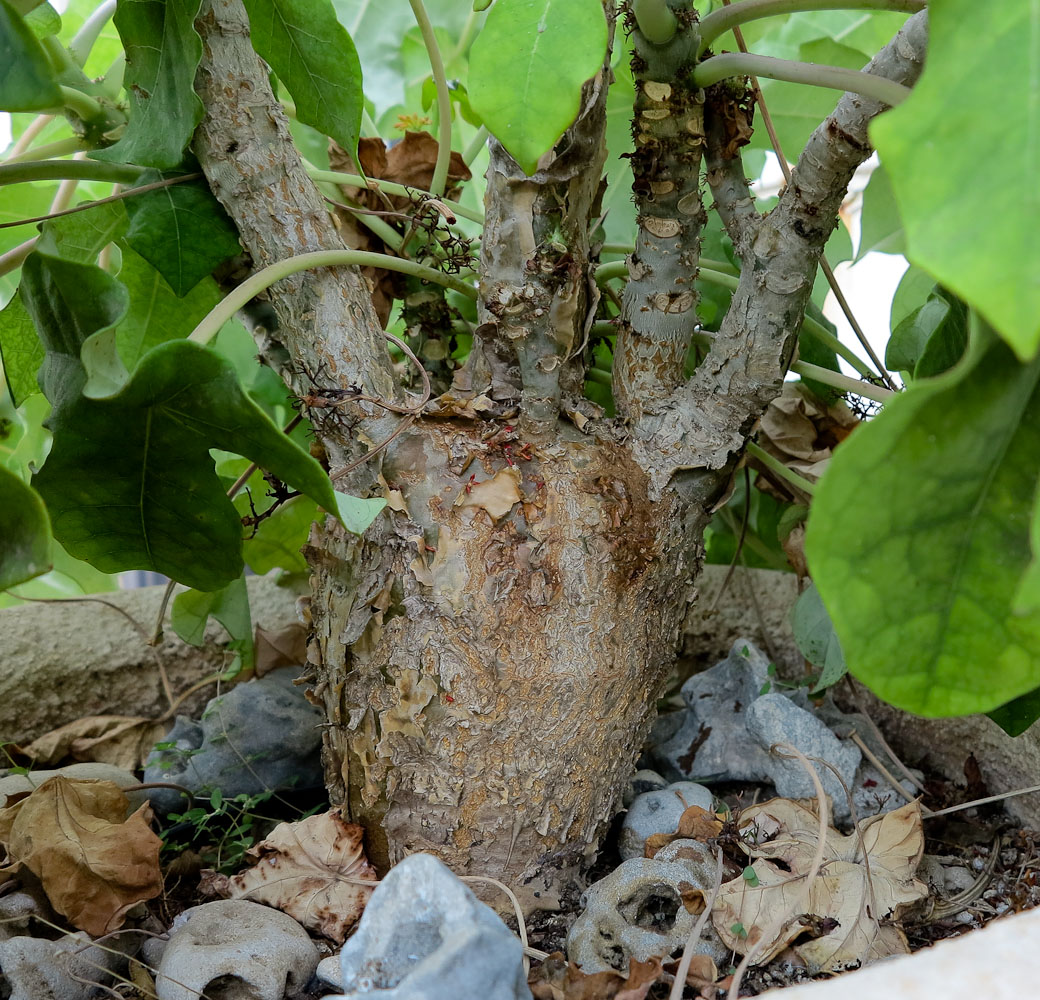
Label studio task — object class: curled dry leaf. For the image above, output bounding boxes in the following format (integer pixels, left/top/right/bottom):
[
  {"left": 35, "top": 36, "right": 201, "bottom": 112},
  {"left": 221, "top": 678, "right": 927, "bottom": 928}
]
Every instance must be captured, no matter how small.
[
  {"left": 708, "top": 798, "right": 927, "bottom": 971},
  {"left": 528, "top": 952, "right": 664, "bottom": 1000},
  {"left": 202, "top": 808, "right": 377, "bottom": 943},
  {"left": 753, "top": 383, "right": 859, "bottom": 502},
  {"left": 328, "top": 132, "right": 472, "bottom": 325},
  {"left": 15, "top": 715, "right": 167, "bottom": 770},
  {"left": 0, "top": 776, "right": 162, "bottom": 936},
  {"left": 253, "top": 622, "right": 308, "bottom": 676}
]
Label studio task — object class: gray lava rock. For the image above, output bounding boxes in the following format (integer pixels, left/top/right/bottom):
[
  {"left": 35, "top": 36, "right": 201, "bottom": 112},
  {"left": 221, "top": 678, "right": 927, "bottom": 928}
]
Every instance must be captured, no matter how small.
[
  {"left": 334, "top": 853, "right": 531, "bottom": 1000},
  {"left": 567, "top": 855, "right": 727, "bottom": 974},
  {"left": 155, "top": 899, "right": 318, "bottom": 1000},
  {"left": 619, "top": 782, "right": 713, "bottom": 860},
  {"left": 144, "top": 668, "right": 323, "bottom": 813},
  {"left": 652, "top": 639, "right": 778, "bottom": 783},
  {"left": 622, "top": 769, "right": 669, "bottom": 807},
  {"left": 0, "top": 931, "right": 125, "bottom": 1000},
  {"left": 745, "top": 694, "right": 861, "bottom": 822}
]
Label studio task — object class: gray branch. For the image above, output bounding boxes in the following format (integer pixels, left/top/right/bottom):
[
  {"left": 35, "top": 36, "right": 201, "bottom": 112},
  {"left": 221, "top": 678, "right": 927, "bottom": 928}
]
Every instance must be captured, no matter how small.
[
  {"left": 192, "top": 0, "right": 399, "bottom": 473},
  {"left": 632, "top": 10, "right": 928, "bottom": 497}
]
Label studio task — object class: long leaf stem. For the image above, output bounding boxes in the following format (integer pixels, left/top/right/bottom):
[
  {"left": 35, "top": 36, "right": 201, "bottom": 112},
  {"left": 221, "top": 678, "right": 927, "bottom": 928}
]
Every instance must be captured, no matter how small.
[
  {"left": 3, "top": 137, "right": 86, "bottom": 164},
  {"left": 0, "top": 237, "right": 37, "bottom": 277},
  {"left": 631, "top": 0, "right": 679, "bottom": 44},
  {"left": 188, "top": 250, "right": 477, "bottom": 345},
  {"left": 692, "top": 53, "right": 912, "bottom": 106},
  {"left": 59, "top": 86, "right": 105, "bottom": 122},
  {"left": 746, "top": 440, "right": 816, "bottom": 495},
  {"left": 698, "top": 0, "right": 926, "bottom": 56},
  {"left": 69, "top": 0, "right": 117, "bottom": 66},
  {"left": 790, "top": 360, "right": 892, "bottom": 402},
  {"left": 5, "top": 114, "right": 54, "bottom": 159},
  {"left": 307, "top": 168, "right": 485, "bottom": 226},
  {"left": 462, "top": 125, "right": 489, "bottom": 166},
  {"left": 408, "top": 0, "right": 453, "bottom": 197},
  {"left": 0, "top": 159, "right": 141, "bottom": 186}
]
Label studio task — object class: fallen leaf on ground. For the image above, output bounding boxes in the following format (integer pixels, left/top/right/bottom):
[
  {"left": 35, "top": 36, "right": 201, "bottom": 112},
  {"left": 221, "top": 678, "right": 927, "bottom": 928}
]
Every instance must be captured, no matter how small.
[
  {"left": 0, "top": 776, "right": 161, "bottom": 935},
  {"left": 16, "top": 715, "right": 166, "bottom": 770},
  {"left": 529, "top": 953, "right": 663, "bottom": 1000},
  {"left": 663, "top": 953, "right": 719, "bottom": 994},
  {"left": 201, "top": 808, "right": 377, "bottom": 942},
  {"left": 709, "top": 798, "right": 927, "bottom": 971},
  {"left": 253, "top": 622, "right": 308, "bottom": 676}
]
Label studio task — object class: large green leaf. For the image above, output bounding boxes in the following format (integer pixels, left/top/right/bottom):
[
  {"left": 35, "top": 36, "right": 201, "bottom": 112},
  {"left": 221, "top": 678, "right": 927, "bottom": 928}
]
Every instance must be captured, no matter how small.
[
  {"left": 32, "top": 339, "right": 339, "bottom": 592},
  {"left": 806, "top": 320, "right": 1040, "bottom": 717},
  {"left": 469, "top": 0, "right": 607, "bottom": 175},
  {"left": 172, "top": 573, "right": 254, "bottom": 673},
  {"left": 124, "top": 172, "right": 241, "bottom": 296},
  {"left": 0, "top": 0, "right": 62, "bottom": 111},
  {"left": 871, "top": 1, "right": 1040, "bottom": 360},
  {"left": 36, "top": 199, "right": 128, "bottom": 264},
  {"left": 0, "top": 462, "right": 51, "bottom": 589},
  {"left": 886, "top": 287, "right": 967, "bottom": 380},
  {"left": 791, "top": 582, "right": 847, "bottom": 692},
  {"left": 93, "top": 0, "right": 204, "bottom": 169},
  {"left": 112, "top": 246, "right": 223, "bottom": 368},
  {"left": 0, "top": 294, "right": 44, "bottom": 405},
  {"left": 242, "top": 0, "right": 363, "bottom": 157},
  {"left": 19, "top": 251, "right": 129, "bottom": 408}
]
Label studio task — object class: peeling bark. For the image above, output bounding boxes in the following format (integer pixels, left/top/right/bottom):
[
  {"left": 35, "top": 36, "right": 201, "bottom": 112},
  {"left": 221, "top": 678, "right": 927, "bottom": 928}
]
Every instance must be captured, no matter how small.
[
  {"left": 190, "top": 0, "right": 929, "bottom": 892},
  {"left": 614, "top": 3, "right": 706, "bottom": 419}
]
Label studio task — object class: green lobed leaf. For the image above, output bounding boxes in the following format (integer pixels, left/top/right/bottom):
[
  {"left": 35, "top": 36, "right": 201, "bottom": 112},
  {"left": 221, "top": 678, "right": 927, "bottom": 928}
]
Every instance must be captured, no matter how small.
[
  {"left": 32, "top": 339, "right": 339, "bottom": 592},
  {"left": 172, "top": 573, "right": 254, "bottom": 672},
  {"left": 112, "top": 246, "right": 223, "bottom": 369},
  {"left": 242, "top": 0, "right": 363, "bottom": 157},
  {"left": 806, "top": 319, "right": 1040, "bottom": 717},
  {"left": 93, "top": 0, "right": 204, "bottom": 169},
  {"left": 469, "top": 0, "right": 608, "bottom": 175},
  {"left": 871, "top": 1, "right": 1040, "bottom": 360},
  {"left": 123, "top": 172, "right": 241, "bottom": 296},
  {"left": 37, "top": 199, "right": 128, "bottom": 264},
  {"left": 0, "top": 294, "right": 44, "bottom": 405},
  {"left": 987, "top": 686, "right": 1040, "bottom": 738},
  {"left": 886, "top": 287, "right": 968, "bottom": 380},
  {"left": 19, "top": 251, "right": 129, "bottom": 408},
  {"left": 791, "top": 582, "right": 847, "bottom": 692},
  {"left": 0, "top": 0, "right": 62, "bottom": 111},
  {"left": 22, "top": 0, "right": 58, "bottom": 37},
  {"left": 0, "top": 462, "right": 51, "bottom": 589}
]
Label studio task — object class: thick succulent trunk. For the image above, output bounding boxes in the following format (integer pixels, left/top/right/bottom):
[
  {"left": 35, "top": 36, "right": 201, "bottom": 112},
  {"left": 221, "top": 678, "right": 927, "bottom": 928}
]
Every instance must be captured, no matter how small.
[
  {"left": 305, "top": 423, "right": 711, "bottom": 885},
  {"left": 192, "top": 0, "right": 929, "bottom": 892}
]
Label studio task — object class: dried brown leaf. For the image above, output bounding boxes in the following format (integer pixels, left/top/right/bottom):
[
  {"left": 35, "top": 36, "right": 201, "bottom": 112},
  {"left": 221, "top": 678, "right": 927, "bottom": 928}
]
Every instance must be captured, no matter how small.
[
  {"left": 17, "top": 716, "right": 166, "bottom": 770},
  {"left": 529, "top": 953, "right": 664, "bottom": 1000},
  {"left": 711, "top": 798, "right": 927, "bottom": 971},
  {"left": 677, "top": 805, "right": 724, "bottom": 841},
  {"left": 253, "top": 623, "right": 307, "bottom": 676},
  {"left": 0, "top": 776, "right": 161, "bottom": 935},
  {"left": 203, "top": 808, "right": 377, "bottom": 943}
]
